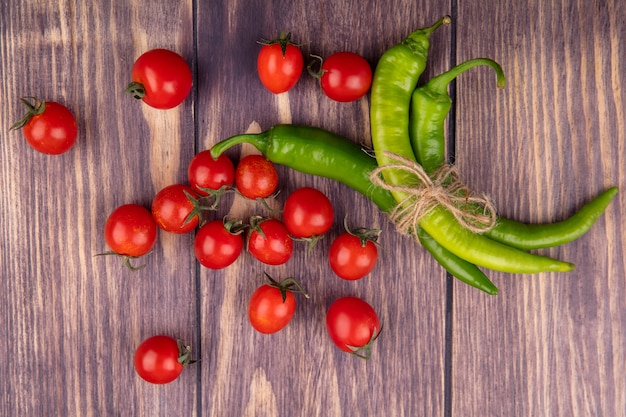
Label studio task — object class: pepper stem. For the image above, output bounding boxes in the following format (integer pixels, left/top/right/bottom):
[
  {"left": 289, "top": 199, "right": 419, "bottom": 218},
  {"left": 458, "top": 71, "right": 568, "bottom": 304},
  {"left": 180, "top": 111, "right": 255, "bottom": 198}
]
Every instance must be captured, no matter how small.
[
  {"left": 427, "top": 57, "right": 506, "bottom": 94},
  {"left": 421, "top": 15, "right": 452, "bottom": 37},
  {"left": 404, "top": 15, "right": 451, "bottom": 44},
  {"left": 210, "top": 131, "right": 270, "bottom": 159},
  {"left": 402, "top": 15, "right": 452, "bottom": 57}
]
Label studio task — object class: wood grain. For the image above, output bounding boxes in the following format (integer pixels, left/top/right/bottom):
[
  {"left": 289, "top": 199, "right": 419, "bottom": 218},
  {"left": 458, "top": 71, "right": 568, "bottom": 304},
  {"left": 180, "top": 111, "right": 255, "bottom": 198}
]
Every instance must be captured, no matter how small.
[
  {"left": 195, "top": 2, "right": 450, "bottom": 416},
  {"left": 1, "top": 1, "right": 198, "bottom": 416},
  {"left": 453, "top": 1, "right": 625, "bottom": 416},
  {"left": 0, "top": 1, "right": 624, "bottom": 416}
]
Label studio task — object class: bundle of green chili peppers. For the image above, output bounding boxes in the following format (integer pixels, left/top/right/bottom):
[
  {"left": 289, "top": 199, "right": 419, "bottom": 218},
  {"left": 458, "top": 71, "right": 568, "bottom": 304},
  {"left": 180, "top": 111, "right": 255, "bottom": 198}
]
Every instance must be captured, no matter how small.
[{"left": 211, "top": 16, "right": 618, "bottom": 294}]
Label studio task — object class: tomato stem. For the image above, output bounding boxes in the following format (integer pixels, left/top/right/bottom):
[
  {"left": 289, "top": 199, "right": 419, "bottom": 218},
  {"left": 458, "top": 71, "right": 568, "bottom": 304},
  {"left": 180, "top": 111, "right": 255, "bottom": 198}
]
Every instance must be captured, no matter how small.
[
  {"left": 124, "top": 81, "right": 146, "bottom": 100},
  {"left": 10, "top": 97, "right": 46, "bottom": 131},
  {"left": 306, "top": 54, "right": 327, "bottom": 81},
  {"left": 223, "top": 217, "right": 247, "bottom": 235},
  {"left": 345, "top": 325, "right": 382, "bottom": 360},
  {"left": 291, "top": 234, "right": 325, "bottom": 254},
  {"left": 263, "top": 272, "right": 310, "bottom": 300},
  {"left": 196, "top": 185, "right": 235, "bottom": 211},
  {"left": 248, "top": 215, "right": 268, "bottom": 239},
  {"left": 176, "top": 339, "right": 197, "bottom": 366},
  {"left": 231, "top": 186, "right": 282, "bottom": 213},
  {"left": 342, "top": 216, "right": 382, "bottom": 247},
  {"left": 255, "top": 194, "right": 283, "bottom": 213},
  {"left": 257, "top": 31, "right": 299, "bottom": 56},
  {"left": 183, "top": 190, "right": 227, "bottom": 227},
  {"left": 94, "top": 251, "right": 147, "bottom": 271}
]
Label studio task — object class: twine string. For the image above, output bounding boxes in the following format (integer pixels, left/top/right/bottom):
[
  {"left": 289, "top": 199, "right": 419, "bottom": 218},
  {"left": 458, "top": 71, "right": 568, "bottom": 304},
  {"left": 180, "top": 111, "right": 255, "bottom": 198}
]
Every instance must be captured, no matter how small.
[{"left": 370, "top": 151, "right": 497, "bottom": 235}]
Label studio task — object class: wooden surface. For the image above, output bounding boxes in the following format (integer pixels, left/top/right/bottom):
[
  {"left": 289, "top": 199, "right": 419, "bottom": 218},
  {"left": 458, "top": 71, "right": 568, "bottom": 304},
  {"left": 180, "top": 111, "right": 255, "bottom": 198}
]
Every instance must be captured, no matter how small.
[{"left": 1, "top": 1, "right": 624, "bottom": 416}]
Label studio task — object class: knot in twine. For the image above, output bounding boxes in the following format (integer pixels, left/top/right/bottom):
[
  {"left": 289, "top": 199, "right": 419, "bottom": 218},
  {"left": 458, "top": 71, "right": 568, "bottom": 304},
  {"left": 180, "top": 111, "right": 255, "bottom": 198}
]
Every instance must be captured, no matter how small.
[{"left": 370, "top": 151, "right": 497, "bottom": 235}]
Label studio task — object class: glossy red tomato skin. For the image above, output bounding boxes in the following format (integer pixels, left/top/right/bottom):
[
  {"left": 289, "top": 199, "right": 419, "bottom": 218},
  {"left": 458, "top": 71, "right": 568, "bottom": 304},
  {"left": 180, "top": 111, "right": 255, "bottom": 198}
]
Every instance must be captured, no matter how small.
[
  {"left": 130, "top": 49, "right": 192, "bottom": 109},
  {"left": 104, "top": 204, "right": 158, "bottom": 257},
  {"left": 326, "top": 296, "right": 380, "bottom": 353},
  {"left": 320, "top": 52, "right": 372, "bottom": 102},
  {"left": 329, "top": 233, "right": 378, "bottom": 280},
  {"left": 133, "top": 335, "right": 184, "bottom": 384},
  {"left": 248, "top": 284, "right": 296, "bottom": 334},
  {"left": 257, "top": 43, "right": 303, "bottom": 94},
  {"left": 282, "top": 187, "right": 334, "bottom": 238},
  {"left": 247, "top": 219, "right": 293, "bottom": 265},
  {"left": 235, "top": 154, "right": 279, "bottom": 199},
  {"left": 22, "top": 101, "right": 77, "bottom": 154},
  {"left": 187, "top": 151, "right": 235, "bottom": 196},
  {"left": 194, "top": 220, "right": 244, "bottom": 269},
  {"left": 151, "top": 184, "right": 199, "bottom": 234}
]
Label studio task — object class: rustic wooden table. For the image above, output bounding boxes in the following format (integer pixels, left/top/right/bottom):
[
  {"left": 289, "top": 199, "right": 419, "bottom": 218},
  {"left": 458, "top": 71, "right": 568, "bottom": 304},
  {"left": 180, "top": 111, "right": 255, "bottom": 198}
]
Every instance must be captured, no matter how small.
[{"left": 1, "top": 1, "right": 624, "bottom": 416}]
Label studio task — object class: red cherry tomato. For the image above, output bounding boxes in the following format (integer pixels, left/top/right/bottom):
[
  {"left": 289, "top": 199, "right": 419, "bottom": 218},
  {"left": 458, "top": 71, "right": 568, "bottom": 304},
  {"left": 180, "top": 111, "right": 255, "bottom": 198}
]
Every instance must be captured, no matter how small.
[
  {"left": 310, "top": 52, "right": 372, "bottom": 102},
  {"left": 151, "top": 184, "right": 199, "bottom": 234},
  {"left": 188, "top": 151, "right": 235, "bottom": 196},
  {"left": 257, "top": 33, "right": 303, "bottom": 94},
  {"left": 194, "top": 219, "right": 244, "bottom": 269},
  {"left": 282, "top": 187, "right": 334, "bottom": 238},
  {"left": 104, "top": 204, "right": 158, "bottom": 258},
  {"left": 248, "top": 275, "right": 308, "bottom": 334},
  {"left": 326, "top": 296, "right": 381, "bottom": 359},
  {"left": 329, "top": 224, "right": 380, "bottom": 280},
  {"left": 247, "top": 217, "right": 293, "bottom": 265},
  {"left": 248, "top": 284, "right": 296, "bottom": 334},
  {"left": 133, "top": 335, "right": 195, "bottom": 384},
  {"left": 126, "top": 48, "right": 192, "bottom": 109},
  {"left": 11, "top": 97, "right": 77, "bottom": 155},
  {"left": 235, "top": 154, "right": 279, "bottom": 199}
]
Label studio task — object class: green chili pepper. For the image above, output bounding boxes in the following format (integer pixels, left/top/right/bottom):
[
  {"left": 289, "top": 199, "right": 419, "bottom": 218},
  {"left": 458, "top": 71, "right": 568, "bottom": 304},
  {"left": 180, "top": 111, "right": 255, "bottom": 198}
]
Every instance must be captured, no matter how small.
[
  {"left": 369, "top": 20, "right": 574, "bottom": 274},
  {"left": 210, "top": 124, "right": 498, "bottom": 294},
  {"left": 408, "top": 59, "right": 618, "bottom": 249},
  {"left": 370, "top": 15, "right": 451, "bottom": 195},
  {"left": 364, "top": 16, "right": 500, "bottom": 291},
  {"left": 485, "top": 186, "right": 619, "bottom": 250},
  {"left": 417, "top": 207, "right": 572, "bottom": 273},
  {"left": 210, "top": 124, "right": 396, "bottom": 213},
  {"left": 416, "top": 227, "right": 497, "bottom": 294},
  {"left": 410, "top": 58, "right": 506, "bottom": 174}
]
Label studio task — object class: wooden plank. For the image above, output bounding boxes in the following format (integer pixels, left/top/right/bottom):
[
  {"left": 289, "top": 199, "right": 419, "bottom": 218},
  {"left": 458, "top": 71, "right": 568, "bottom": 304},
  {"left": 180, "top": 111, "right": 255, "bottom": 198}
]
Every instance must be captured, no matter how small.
[
  {"left": 452, "top": 1, "right": 625, "bottom": 416},
  {"left": 0, "top": 1, "right": 198, "bottom": 416},
  {"left": 195, "top": 1, "right": 451, "bottom": 416},
  {"left": 5, "top": 1, "right": 622, "bottom": 416}
]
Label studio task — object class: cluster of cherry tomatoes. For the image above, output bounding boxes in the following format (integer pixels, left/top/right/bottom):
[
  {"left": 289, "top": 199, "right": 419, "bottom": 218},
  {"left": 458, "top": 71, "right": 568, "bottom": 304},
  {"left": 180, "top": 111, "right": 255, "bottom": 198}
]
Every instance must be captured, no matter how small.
[
  {"left": 12, "top": 38, "right": 381, "bottom": 385},
  {"left": 9, "top": 49, "right": 193, "bottom": 155},
  {"left": 124, "top": 150, "right": 382, "bottom": 383},
  {"left": 114, "top": 145, "right": 382, "bottom": 381},
  {"left": 9, "top": 36, "right": 372, "bottom": 155},
  {"left": 256, "top": 31, "right": 373, "bottom": 101}
]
